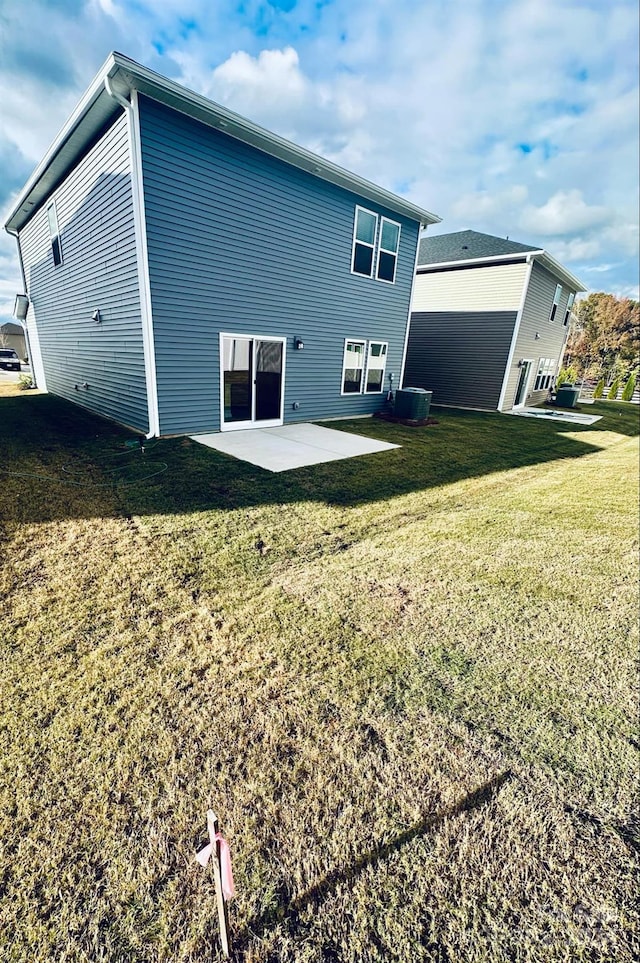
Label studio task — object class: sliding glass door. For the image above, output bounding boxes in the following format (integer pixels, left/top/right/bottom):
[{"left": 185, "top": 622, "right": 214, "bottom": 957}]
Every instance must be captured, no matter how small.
[{"left": 221, "top": 334, "right": 285, "bottom": 430}]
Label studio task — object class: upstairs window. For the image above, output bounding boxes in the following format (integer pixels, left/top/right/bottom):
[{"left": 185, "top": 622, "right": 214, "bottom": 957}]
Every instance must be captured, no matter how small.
[
  {"left": 564, "top": 291, "right": 575, "bottom": 326},
  {"left": 376, "top": 219, "right": 401, "bottom": 283},
  {"left": 47, "top": 202, "right": 63, "bottom": 267},
  {"left": 549, "top": 283, "right": 562, "bottom": 322},
  {"left": 351, "top": 208, "right": 378, "bottom": 277},
  {"left": 341, "top": 340, "right": 366, "bottom": 393},
  {"left": 365, "top": 341, "right": 388, "bottom": 393}
]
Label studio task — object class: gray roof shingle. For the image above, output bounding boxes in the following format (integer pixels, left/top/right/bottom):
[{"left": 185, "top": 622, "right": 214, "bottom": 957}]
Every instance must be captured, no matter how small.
[{"left": 418, "top": 230, "right": 538, "bottom": 266}]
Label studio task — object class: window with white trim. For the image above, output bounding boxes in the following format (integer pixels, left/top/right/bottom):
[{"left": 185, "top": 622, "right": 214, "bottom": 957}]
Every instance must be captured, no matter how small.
[
  {"left": 376, "top": 218, "right": 401, "bottom": 283},
  {"left": 549, "top": 283, "right": 562, "bottom": 321},
  {"left": 47, "top": 202, "right": 63, "bottom": 267},
  {"left": 351, "top": 208, "right": 378, "bottom": 277},
  {"left": 534, "top": 357, "right": 556, "bottom": 390},
  {"left": 364, "top": 341, "right": 388, "bottom": 393},
  {"left": 563, "top": 291, "right": 575, "bottom": 326},
  {"left": 341, "top": 340, "right": 366, "bottom": 393}
]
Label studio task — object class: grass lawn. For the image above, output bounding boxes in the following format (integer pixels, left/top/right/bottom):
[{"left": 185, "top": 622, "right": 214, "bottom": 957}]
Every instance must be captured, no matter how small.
[{"left": 0, "top": 386, "right": 638, "bottom": 962}]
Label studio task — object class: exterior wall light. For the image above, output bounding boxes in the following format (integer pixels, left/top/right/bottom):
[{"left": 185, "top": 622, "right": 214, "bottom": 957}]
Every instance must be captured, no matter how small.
[
  {"left": 13, "top": 294, "right": 29, "bottom": 320},
  {"left": 294, "top": 337, "right": 304, "bottom": 350},
  {"left": 92, "top": 309, "right": 101, "bottom": 323}
]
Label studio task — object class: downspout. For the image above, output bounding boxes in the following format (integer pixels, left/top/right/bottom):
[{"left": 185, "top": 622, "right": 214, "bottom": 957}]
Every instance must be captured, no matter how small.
[
  {"left": 496, "top": 253, "right": 535, "bottom": 412},
  {"left": 5, "top": 226, "right": 40, "bottom": 389},
  {"left": 104, "top": 76, "right": 160, "bottom": 438}
]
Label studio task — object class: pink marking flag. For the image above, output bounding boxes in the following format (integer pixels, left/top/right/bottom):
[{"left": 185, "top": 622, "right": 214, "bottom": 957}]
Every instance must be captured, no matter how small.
[{"left": 196, "top": 809, "right": 235, "bottom": 900}]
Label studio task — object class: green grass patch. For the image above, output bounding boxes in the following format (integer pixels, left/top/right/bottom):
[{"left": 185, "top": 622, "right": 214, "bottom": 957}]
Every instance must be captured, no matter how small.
[{"left": 1, "top": 387, "right": 638, "bottom": 961}]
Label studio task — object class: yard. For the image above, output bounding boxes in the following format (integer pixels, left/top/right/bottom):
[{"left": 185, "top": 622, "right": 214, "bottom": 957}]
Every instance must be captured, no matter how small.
[{"left": 0, "top": 386, "right": 638, "bottom": 962}]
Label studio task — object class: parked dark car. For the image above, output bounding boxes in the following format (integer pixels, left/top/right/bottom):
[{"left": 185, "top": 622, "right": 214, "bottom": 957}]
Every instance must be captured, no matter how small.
[{"left": 0, "top": 348, "right": 21, "bottom": 371}]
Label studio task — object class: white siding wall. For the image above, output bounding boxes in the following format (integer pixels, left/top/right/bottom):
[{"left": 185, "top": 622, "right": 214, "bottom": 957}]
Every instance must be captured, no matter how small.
[{"left": 412, "top": 262, "right": 528, "bottom": 312}]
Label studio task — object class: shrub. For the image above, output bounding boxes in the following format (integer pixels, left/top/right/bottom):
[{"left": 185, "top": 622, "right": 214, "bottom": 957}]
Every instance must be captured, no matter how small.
[
  {"left": 556, "top": 366, "right": 578, "bottom": 388},
  {"left": 607, "top": 378, "right": 621, "bottom": 400},
  {"left": 17, "top": 375, "right": 33, "bottom": 391},
  {"left": 621, "top": 372, "right": 637, "bottom": 402},
  {"left": 593, "top": 379, "right": 605, "bottom": 399}
]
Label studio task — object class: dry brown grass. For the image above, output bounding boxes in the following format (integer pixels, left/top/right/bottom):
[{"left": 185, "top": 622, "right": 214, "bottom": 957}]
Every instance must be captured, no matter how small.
[{"left": 0, "top": 387, "right": 638, "bottom": 961}]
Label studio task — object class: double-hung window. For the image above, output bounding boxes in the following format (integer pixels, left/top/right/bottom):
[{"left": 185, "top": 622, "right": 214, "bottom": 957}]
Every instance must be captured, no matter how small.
[
  {"left": 342, "top": 340, "right": 366, "bottom": 393},
  {"left": 549, "top": 283, "right": 562, "bottom": 322},
  {"left": 351, "top": 208, "right": 378, "bottom": 277},
  {"left": 47, "top": 202, "right": 63, "bottom": 267},
  {"left": 563, "top": 292, "right": 575, "bottom": 326},
  {"left": 342, "top": 339, "right": 388, "bottom": 394},
  {"left": 364, "top": 341, "right": 388, "bottom": 392},
  {"left": 351, "top": 207, "right": 401, "bottom": 284},
  {"left": 376, "top": 218, "right": 401, "bottom": 283},
  {"left": 534, "top": 358, "right": 556, "bottom": 391}
]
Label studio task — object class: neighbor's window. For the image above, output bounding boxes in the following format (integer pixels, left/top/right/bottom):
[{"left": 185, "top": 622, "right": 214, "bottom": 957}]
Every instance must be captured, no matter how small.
[
  {"left": 365, "top": 341, "right": 388, "bottom": 393},
  {"left": 47, "top": 202, "right": 63, "bottom": 267},
  {"left": 549, "top": 283, "right": 562, "bottom": 321},
  {"left": 564, "top": 291, "right": 575, "bottom": 326},
  {"left": 342, "top": 340, "right": 366, "bottom": 393},
  {"left": 534, "top": 357, "right": 556, "bottom": 390},
  {"left": 376, "top": 218, "right": 401, "bottom": 283},
  {"left": 351, "top": 207, "right": 378, "bottom": 277}
]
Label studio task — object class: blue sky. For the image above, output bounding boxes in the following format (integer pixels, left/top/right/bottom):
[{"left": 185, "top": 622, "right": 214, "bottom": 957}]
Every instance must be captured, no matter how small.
[{"left": 1, "top": 0, "right": 638, "bottom": 322}]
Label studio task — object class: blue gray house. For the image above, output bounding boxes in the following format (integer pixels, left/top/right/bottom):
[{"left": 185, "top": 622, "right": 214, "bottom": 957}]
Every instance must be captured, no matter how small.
[
  {"left": 404, "top": 230, "right": 586, "bottom": 411},
  {"left": 5, "top": 52, "right": 440, "bottom": 437}
]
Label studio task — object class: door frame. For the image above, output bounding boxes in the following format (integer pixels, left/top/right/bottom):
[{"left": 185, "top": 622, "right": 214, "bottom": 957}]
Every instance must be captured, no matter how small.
[
  {"left": 219, "top": 332, "right": 287, "bottom": 431},
  {"left": 513, "top": 358, "right": 534, "bottom": 408}
]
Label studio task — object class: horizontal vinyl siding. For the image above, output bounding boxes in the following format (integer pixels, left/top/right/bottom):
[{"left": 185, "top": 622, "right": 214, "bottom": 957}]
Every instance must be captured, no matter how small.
[
  {"left": 412, "top": 262, "right": 528, "bottom": 312},
  {"left": 403, "top": 311, "right": 517, "bottom": 410},
  {"left": 138, "top": 96, "right": 418, "bottom": 435},
  {"left": 18, "top": 113, "right": 148, "bottom": 431},
  {"left": 502, "top": 261, "right": 573, "bottom": 409}
]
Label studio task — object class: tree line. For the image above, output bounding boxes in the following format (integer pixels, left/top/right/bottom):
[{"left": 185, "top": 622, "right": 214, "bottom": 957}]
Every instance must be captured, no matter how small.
[{"left": 563, "top": 293, "right": 639, "bottom": 394}]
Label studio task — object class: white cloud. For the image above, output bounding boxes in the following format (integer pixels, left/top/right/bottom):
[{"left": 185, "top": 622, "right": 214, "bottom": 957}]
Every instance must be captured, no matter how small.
[{"left": 519, "top": 190, "right": 611, "bottom": 235}]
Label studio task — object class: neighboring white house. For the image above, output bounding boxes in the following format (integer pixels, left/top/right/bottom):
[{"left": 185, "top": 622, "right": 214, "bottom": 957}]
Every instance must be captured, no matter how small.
[{"left": 403, "top": 230, "right": 586, "bottom": 411}]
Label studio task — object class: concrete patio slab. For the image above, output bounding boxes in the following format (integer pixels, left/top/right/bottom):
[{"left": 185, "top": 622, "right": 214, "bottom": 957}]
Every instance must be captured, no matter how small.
[
  {"left": 190, "top": 423, "right": 400, "bottom": 472},
  {"left": 508, "top": 407, "right": 602, "bottom": 426}
]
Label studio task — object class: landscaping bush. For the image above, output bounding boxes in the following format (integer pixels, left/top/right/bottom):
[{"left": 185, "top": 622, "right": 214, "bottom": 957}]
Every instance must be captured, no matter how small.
[
  {"left": 621, "top": 372, "right": 637, "bottom": 402},
  {"left": 593, "top": 378, "right": 605, "bottom": 399},
  {"left": 17, "top": 374, "right": 33, "bottom": 390},
  {"left": 607, "top": 378, "right": 621, "bottom": 400}
]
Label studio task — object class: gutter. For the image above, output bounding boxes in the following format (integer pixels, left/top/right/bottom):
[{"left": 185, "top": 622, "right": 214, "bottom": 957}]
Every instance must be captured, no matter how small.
[{"left": 5, "top": 226, "right": 40, "bottom": 389}]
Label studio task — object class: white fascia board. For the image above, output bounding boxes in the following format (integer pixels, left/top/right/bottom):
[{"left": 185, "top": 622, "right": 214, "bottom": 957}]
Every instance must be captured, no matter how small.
[
  {"left": 3, "top": 53, "right": 120, "bottom": 233},
  {"left": 5, "top": 51, "right": 441, "bottom": 234},
  {"left": 533, "top": 252, "right": 587, "bottom": 293}
]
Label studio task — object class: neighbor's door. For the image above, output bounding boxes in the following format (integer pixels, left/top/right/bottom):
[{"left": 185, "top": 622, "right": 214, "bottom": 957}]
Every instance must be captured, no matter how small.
[
  {"left": 221, "top": 335, "right": 285, "bottom": 430},
  {"left": 513, "top": 360, "right": 532, "bottom": 407}
]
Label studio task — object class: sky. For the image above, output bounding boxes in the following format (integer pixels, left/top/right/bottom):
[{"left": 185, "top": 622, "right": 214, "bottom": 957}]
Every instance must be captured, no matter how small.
[{"left": 1, "top": 0, "right": 638, "bottom": 325}]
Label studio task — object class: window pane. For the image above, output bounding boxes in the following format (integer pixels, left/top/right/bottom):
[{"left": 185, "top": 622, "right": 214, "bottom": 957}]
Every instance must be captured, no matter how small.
[
  {"left": 47, "top": 204, "right": 59, "bottom": 237},
  {"left": 370, "top": 342, "right": 383, "bottom": 358},
  {"left": 353, "top": 243, "right": 374, "bottom": 276},
  {"left": 356, "top": 209, "right": 376, "bottom": 245},
  {"left": 366, "top": 368, "right": 383, "bottom": 393},
  {"left": 380, "top": 220, "right": 400, "bottom": 252},
  {"left": 377, "top": 250, "right": 396, "bottom": 282},
  {"left": 52, "top": 236, "right": 62, "bottom": 266},
  {"left": 343, "top": 369, "right": 362, "bottom": 392}
]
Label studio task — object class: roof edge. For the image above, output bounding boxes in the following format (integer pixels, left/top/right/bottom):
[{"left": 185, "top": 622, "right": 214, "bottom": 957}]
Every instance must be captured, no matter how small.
[
  {"left": 418, "top": 248, "right": 586, "bottom": 292},
  {"left": 4, "top": 51, "right": 441, "bottom": 234}
]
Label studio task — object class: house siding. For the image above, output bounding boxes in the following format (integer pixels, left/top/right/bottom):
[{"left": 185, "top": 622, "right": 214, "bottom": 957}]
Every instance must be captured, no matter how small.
[
  {"left": 403, "top": 310, "right": 517, "bottom": 410},
  {"left": 137, "top": 95, "right": 419, "bottom": 436},
  {"left": 18, "top": 113, "right": 148, "bottom": 431},
  {"left": 412, "top": 262, "right": 528, "bottom": 313},
  {"left": 502, "top": 261, "right": 573, "bottom": 409}
]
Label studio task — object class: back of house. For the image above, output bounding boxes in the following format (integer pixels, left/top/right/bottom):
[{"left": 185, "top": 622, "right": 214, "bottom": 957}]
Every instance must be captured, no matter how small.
[
  {"left": 403, "top": 230, "right": 585, "bottom": 412},
  {"left": 4, "top": 52, "right": 440, "bottom": 438}
]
